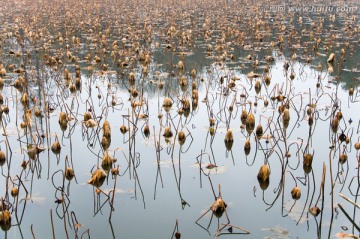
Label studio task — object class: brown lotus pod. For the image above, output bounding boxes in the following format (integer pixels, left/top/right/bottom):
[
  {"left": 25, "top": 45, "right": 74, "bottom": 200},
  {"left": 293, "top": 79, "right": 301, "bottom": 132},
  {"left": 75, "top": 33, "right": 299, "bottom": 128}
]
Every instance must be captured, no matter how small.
[
  {"left": 291, "top": 187, "right": 301, "bottom": 200},
  {"left": 175, "top": 231, "right": 181, "bottom": 239},
  {"left": 245, "top": 113, "right": 255, "bottom": 134},
  {"left": 349, "top": 88, "right": 354, "bottom": 96},
  {"left": 192, "top": 81, "right": 197, "bottom": 90},
  {"left": 120, "top": 125, "right": 128, "bottom": 134},
  {"left": 264, "top": 99, "right": 269, "bottom": 107},
  {"left": 180, "top": 76, "right": 188, "bottom": 87},
  {"left": 88, "top": 169, "right": 106, "bottom": 188},
  {"left": 84, "top": 111, "right": 92, "bottom": 121},
  {"left": 264, "top": 75, "right": 271, "bottom": 86},
  {"left": 327, "top": 53, "right": 335, "bottom": 63},
  {"left": 0, "top": 210, "right": 11, "bottom": 231},
  {"left": 308, "top": 116, "right": 314, "bottom": 126},
  {"left": 303, "top": 153, "right": 313, "bottom": 167},
  {"left": 11, "top": 187, "right": 18, "bottom": 197},
  {"left": 128, "top": 72, "right": 135, "bottom": 85},
  {"left": 192, "top": 89, "right": 198, "bottom": 101},
  {"left": 101, "top": 136, "right": 110, "bottom": 150},
  {"left": 0, "top": 68, "right": 6, "bottom": 76},
  {"left": 331, "top": 117, "right": 339, "bottom": 133},
  {"left": 163, "top": 126, "right": 173, "bottom": 138},
  {"left": 336, "top": 111, "right": 343, "bottom": 120},
  {"left": 102, "top": 120, "right": 111, "bottom": 139},
  {"left": 0, "top": 150, "right": 6, "bottom": 166},
  {"left": 178, "top": 131, "right": 186, "bottom": 145},
  {"left": 309, "top": 206, "right": 321, "bottom": 217},
  {"left": 209, "top": 127, "right": 215, "bottom": 136},
  {"left": 65, "top": 167, "right": 75, "bottom": 181},
  {"left": 255, "top": 125, "right": 263, "bottom": 138},
  {"left": 51, "top": 140, "right": 61, "bottom": 154},
  {"left": 282, "top": 109, "right": 290, "bottom": 128},
  {"left": 339, "top": 153, "right": 348, "bottom": 164},
  {"left": 3, "top": 105, "right": 9, "bottom": 114},
  {"left": 345, "top": 137, "right": 350, "bottom": 144},
  {"left": 255, "top": 80, "right": 261, "bottom": 94},
  {"left": 59, "top": 112, "right": 68, "bottom": 127},
  {"left": 101, "top": 152, "right": 112, "bottom": 172},
  {"left": 355, "top": 142, "right": 360, "bottom": 150},
  {"left": 21, "top": 93, "right": 29, "bottom": 107},
  {"left": 177, "top": 61, "right": 184, "bottom": 70},
  {"left": 143, "top": 124, "right": 150, "bottom": 138},
  {"left": 162, "top": 97, "right": 172, "bottom": 112},
  {"left": 244, "top": 139, "right": 251, "bottom": 155},
  {"left": 111, "top": 167, "right": 119, "bottom": 176},
  {"left": 209, "top": 118, "right": 215, "bottom": 127},
  {"left": 257, "top": 164, "right": 270, "bottom": 182},
  {"left": 190, "top": 68, "right": 197, "bottom": 78},
  {"left": 224, "top": 129, "right": 234, "bottom": 143},
  {"left": 211, "top": 198, "right": 227, "bottom": 218}
]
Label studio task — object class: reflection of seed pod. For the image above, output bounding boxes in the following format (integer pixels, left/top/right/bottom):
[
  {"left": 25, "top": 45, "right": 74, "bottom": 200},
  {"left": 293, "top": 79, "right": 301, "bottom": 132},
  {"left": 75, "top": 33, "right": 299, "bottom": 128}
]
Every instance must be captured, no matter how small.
[
  {"left": 103, "top": 121, "right": 111, "bottom": 139},
  {"left": 264, "top": 75, "right": 271, "bottom": 86},
  {"left": 224, "top": 129, "right": 234, "bottom": 143},
  {"left": 120, "top": 125, "right": 128, "bottom": 134},
  {"left": 255, "top": 125, "right": 263, "bottom": 138},
  {"left": 331, "top": 117, "right": 339, "bottom": 133},
  {"left": 209, "top": 127, "right": 215, "bottom": 136},
  {"left": 163, "top": 126, "right": 173, "bottom": 138},
  {"left": 101, "top": 153, "right": 112, "bottom": 172},
  {"left": 51, "top": 140, "right": 61, "bottom": 154},
  {"left": 178, "top": 131, "right": 186, "bottom": 145},
  {"left": 11, "top": 187, "right": 18, "bottom": 197},
  {"left": 309, "top": 206, "right": 321, "bottom": 217},
  {"left": 291, "top": 187, "right": 301, "bottom": 200},
  {"left": 349, "top": 88, "right": 354, "bottom": 96},
  {"left": 345, "top": 137, "right": 350, "bottom": 144},
  {"left": 264, "top": 99, "right": 269, "bottom": 107},
  {"left": 209, "top": 118, "right": 215, "bottom": 127},
  {"left": 303, "top": 153, "right": 313, "bottom": 168},
  {"left": 240, "top": 110, "right": 248, "bottom": 124},
  {"left": 282, "top": 109, "right": 290, "bottom": 128},
  {"left": 257, "top": 164, "right": 270, "bottom": 182},
  {"left": 128, "top": 72, "right": 135, "bottom": 85},
  {"left": 336, "top": 111, "right": 343, "bottom": 120},
  {"left": 65, "top": 167, "right": 75, "bottom": 181},
  {"left": 355, "top": 142, "right": 360, "bottom": 150},
  {"left": 143, "top": 124, "right": 150, "bottom": 138},
  {"left": 101, "top": 136, "right": 110, "bottom": 150},
  {"left": 308, "top": 116, "right": 314, "bottom": 126},
  {"left": 245, "top": 113, "right": 255, "bottom": 134},
  {"left": 244, "top": 139, "right": 251, "bottom": 155},
  {"left": 0, "top": 151, "right": 6, "bottom": 166},
  {"left": 180, "top": 76, "right": 188, "bottom": 87},
  {"left": 59, "top": 112, "right": 68, "bottom": 127},
  {"left": 339, "top": 154, "right": 347, "bottom": 164},
  {"left": 338, "top": 132, "right": 346, "bottom": 142},
  {"left": 290, "top": 73, "right": 295, "bottom": 80},
  {"left": 255, "top": 80, "right": 261, "bottom": 94},
  {"left": 175, "top": 231, "right": 181, "bottom": 239}
]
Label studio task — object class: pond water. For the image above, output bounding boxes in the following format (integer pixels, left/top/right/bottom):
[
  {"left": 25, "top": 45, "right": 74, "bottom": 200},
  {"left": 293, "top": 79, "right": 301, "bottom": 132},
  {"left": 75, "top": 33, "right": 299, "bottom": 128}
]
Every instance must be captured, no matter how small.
[{"left": 0, "top": 0, "right": 360, "bottom": 238}]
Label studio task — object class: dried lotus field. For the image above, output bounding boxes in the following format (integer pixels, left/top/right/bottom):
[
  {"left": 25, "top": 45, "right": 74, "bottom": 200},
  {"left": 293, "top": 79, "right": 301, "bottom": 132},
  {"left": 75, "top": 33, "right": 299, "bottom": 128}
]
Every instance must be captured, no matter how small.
[{"left": 0, "top": 0, "right": 360, "bottom": 238}]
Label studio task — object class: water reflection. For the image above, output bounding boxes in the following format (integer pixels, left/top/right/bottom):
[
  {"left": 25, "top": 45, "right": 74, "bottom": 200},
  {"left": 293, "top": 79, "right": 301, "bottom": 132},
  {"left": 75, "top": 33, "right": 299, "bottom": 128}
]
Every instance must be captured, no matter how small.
[{"left": 0, "top": 0, "right": 360, "bottom": 238}]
